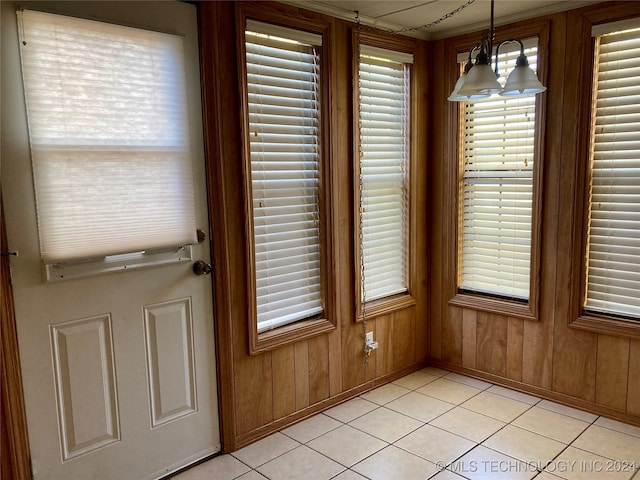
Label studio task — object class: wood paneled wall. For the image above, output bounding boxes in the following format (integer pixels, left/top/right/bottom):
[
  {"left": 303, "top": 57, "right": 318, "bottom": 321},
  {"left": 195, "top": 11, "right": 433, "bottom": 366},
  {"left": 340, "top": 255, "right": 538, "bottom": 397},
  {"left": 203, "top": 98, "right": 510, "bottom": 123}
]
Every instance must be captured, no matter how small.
[
  {"left": 198, "top": 1, "right": 430, "bottom": 451},
  {"left": 430, "top": 2, "right": 640, "bottom": 427},
  {"left": 1, "top": 194, "right": 31, "bottom": 480},
  {"left": 4, "top": 3, "right": 640, "bottom": 473}
]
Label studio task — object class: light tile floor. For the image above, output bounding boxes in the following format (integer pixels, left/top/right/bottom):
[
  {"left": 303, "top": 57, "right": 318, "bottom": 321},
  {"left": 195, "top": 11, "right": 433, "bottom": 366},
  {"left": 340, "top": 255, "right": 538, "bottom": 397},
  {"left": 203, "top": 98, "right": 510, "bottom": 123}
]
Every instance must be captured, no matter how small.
[{"left": 173, "top": 368, "right": 640, "bottom": 480}]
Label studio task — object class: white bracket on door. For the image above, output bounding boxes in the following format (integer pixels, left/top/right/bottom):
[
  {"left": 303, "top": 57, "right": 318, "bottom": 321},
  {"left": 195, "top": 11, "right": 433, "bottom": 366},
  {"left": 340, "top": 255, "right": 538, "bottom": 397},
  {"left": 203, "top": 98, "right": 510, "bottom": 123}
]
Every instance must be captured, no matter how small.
[{"left": 44, "top": 246, "right": 193, "bottom": 282}]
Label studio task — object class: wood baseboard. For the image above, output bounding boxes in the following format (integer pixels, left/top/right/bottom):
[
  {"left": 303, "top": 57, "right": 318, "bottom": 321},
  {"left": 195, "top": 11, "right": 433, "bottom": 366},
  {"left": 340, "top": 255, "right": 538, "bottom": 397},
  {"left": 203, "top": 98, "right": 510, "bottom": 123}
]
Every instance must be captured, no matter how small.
[
  {"left": 232, "top": 360, "right": 428, "bottom": 451},
  {"left": 429, "top": 358, "right": 640, "bottom": 428}
]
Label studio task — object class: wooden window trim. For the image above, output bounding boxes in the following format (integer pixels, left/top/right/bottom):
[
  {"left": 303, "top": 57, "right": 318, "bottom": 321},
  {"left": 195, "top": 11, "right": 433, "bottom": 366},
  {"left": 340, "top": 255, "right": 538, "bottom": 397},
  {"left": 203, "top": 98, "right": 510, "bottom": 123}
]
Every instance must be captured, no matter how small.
[
  {"left": 236, "top": 4, "right": 336, "bottom": 354},
  {"left": 352, "top": 30, "right": 418, "bottom": 322},
  {"left": 572, "top": 313, "right": 640, "bottom": 340},
  {"left": 357, "top": 294, "right": 417, "bottom": 322},
  {"left": 446, "top": 21, "right": 550, "bottom": 322},
  {"left": 1, "top": 194, "right": 32, "bottom": 480},
  {"left": 568, "top": 4, "right": 640, "bottom": 340},
  {"left": 449, "top": 292, "right": 535, "bottom": 322}
]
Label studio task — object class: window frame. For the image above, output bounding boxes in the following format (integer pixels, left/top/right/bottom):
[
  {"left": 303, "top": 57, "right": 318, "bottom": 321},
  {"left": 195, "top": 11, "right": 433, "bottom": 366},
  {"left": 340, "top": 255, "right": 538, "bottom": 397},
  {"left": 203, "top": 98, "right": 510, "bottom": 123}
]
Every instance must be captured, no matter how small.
[
  {"left": 352, "top": 30, "right": 418, "bottom": 321},
  {"left": 570, "top": 12, "right": 640, "bottom": 340},
  {"left": 447, "top": 22, "right": 549, "bottom": 322},
  {"left": 236, "top": 5, "right": 336, "bottom": 354}
]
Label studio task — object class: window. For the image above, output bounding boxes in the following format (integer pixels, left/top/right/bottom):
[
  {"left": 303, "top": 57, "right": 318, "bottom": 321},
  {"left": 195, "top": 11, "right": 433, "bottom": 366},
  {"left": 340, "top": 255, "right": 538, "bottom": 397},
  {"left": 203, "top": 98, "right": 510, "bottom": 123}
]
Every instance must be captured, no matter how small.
[
  {"left": 243, "top": 20, "right": 329, "bottom": 337},
  {"left": 357, "top": 45, "right": 412, "bottom": 307},
  {"left": 584, "top": 21, "right": 640, "bottom": 321},
  {"left": 452, "top": 38, "right": 543, "bottom": 319},
  {"left": 18, "top": 10, "right": 196, "bottom": 276}
]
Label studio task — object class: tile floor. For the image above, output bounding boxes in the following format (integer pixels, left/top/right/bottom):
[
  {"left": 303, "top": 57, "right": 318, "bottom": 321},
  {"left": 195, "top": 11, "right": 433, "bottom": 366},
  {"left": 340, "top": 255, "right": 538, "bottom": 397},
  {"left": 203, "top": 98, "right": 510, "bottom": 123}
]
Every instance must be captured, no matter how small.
[{"left": 173, "top": 368, "right": 640, "bottom": 480}]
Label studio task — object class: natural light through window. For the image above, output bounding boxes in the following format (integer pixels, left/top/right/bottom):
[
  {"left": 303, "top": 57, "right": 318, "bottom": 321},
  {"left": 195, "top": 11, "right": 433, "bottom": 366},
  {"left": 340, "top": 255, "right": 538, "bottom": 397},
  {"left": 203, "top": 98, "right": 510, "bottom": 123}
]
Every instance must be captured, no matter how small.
[
  {"left": 18, "top": 10, "right": 196, "bottom": 265},
  {"left": 459, "top": 40, "right": 538, "bottom": 300},
  {"left": 359, "top": 46, "right": 411, "bottom": 303},
  {"left": 585, "top": 22, "right": 640, "bottom": 320},
  {"left": 245, "top": 20, "right": 324, "bottom": 333}
]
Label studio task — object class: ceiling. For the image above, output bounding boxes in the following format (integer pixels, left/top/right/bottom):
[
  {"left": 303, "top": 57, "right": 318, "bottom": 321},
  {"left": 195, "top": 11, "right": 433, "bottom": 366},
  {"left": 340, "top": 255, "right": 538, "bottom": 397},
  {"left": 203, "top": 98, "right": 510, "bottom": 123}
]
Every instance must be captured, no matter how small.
[{"left": 280, "top": 0, "right": 604, "bottom": 39}]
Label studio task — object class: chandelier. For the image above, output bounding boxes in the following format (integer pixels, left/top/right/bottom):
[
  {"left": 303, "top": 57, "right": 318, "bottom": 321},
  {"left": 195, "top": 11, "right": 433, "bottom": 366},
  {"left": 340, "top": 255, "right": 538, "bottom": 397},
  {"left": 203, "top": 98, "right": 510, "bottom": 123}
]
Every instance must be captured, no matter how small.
[{"left": 448, "top": 0, "right": 546, "bottom": 101}]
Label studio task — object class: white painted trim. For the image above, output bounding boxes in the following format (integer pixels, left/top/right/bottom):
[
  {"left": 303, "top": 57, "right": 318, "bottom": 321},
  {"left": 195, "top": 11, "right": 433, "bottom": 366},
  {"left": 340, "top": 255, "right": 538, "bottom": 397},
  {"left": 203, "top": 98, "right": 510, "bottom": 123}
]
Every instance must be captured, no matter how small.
[
  {"left": 247, "top": 18, "right": 323, "bottom": 45},
  {"left": 279, "top": 0, "right": 605, "bottom": 41},
  {"left": 278, "top": 0, "right": 429, "bottom": 39},
  {"left": 361, "top": 44, "right": 414, "bottom": 64},
  {"left": 592, "top": 17, "right": 640, "bottom": 37}
]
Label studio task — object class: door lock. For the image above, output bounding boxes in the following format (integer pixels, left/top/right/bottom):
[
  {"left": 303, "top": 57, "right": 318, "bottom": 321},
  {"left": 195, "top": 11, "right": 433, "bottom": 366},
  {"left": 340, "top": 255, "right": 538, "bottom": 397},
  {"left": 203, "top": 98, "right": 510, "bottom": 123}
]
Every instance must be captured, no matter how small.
[{"left": 192, "top": 260, "right": 212, "bottom": 276}]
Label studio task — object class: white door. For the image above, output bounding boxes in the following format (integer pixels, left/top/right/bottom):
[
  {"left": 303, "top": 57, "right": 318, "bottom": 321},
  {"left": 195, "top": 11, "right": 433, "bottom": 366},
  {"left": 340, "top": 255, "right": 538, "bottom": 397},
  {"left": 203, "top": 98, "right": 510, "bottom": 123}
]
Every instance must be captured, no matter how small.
[{"left": 1, "top": 2, "right": 220, "bottom": 479}]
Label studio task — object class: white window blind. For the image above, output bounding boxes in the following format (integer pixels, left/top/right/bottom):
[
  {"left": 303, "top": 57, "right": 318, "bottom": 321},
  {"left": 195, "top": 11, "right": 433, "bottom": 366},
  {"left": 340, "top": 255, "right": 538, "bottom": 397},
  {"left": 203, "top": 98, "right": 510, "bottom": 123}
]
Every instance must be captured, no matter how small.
[
  {"left": 18, "top": 10, "right": 197, "bottom": 264},
  {"left": 246, "top": 21, "right": 323, "bottom": 333},
  {"left": 585, "top": 24, "right": 640, "bottom": 319},
  {"left": 460, "top": 41, "right": 538, "bottom": 300},
  {"left": 359, "top": 46, "right": 411, "bottom": 302}
]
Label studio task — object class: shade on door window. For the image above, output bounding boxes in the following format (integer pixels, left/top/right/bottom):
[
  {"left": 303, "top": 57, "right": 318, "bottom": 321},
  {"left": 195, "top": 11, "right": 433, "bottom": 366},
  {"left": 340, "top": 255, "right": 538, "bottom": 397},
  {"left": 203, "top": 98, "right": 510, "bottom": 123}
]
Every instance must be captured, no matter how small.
[{"left": 18, "top": 10, "right": 196, "bottom": 264}]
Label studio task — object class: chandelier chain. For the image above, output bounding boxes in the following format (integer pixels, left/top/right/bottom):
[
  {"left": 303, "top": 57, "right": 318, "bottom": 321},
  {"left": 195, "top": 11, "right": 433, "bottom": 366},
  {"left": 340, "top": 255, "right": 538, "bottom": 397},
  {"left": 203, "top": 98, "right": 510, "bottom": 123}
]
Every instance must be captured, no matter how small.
[
  {"left": 359, "top": 0, "right": 477, "bottom": 35},
  {"left": 356, "top": 13, "right": 371, "bottom": 368},
  {"left": 356, "top": 1, "right": 473, "bottom": 367}
]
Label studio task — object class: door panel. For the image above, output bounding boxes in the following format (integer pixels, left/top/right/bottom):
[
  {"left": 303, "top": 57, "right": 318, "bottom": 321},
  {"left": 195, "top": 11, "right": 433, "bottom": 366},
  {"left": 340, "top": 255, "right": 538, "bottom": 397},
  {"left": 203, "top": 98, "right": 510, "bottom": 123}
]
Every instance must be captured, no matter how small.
[
  {"left": 0, "top": 2, "right": 220, "bottom": 479},
  {"left": 51, "top": 314, "right": 120, "bottom": 462},
  {"left": 144, "top": 298, "right": 198, "bottom": 428}
]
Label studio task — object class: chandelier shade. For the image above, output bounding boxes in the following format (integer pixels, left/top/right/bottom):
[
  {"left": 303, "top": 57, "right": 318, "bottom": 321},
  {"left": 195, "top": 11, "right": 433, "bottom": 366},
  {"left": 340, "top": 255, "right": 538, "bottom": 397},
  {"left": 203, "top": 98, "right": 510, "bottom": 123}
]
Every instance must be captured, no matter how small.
[
  {"left": 457, "top": 62, "right": 501, "bottom": 97},
  {"left": 500, "top": 58, "right": 547, "bottom": 96},
  {"left": 448, "top": 0, "right": 546, "bottom": 102},
  {"left": 447, "top": 72, "right": 470, "bottom": 101}
]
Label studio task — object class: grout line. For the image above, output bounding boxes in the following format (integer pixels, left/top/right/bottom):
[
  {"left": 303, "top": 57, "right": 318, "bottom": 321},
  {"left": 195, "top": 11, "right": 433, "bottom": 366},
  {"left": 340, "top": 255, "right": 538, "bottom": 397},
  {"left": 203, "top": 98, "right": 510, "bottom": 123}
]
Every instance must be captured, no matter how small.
[
  {"left": 345, "top": 405, "right": 425, "bottom": 444},
  {"left": 300, "top": 421, "right": 389, "bottom": 470},
  {"left": 384, "top": 390, "right": 457, "bottom": 418},
  {"left": 542, "top": 442, "right": 575, "bottom": 480},
  {"left": 323, "top": 396, "right": 381, "bottom": 423},
  {"left": 230, "top": 433, "right": 302, "bottom": 470},
  {"left": 568, "top": 443, "right": 639, "bottom": 466},
  {"left": 442, "top": 371, "right": 493, "bottom": 390},
  {"left": 179, "top": 369, "right": 639, "bottom": 480},
  {"left": 475, "top": 396, "right": 605, "bottom": 479},
  {"left": 277, "top": 414, "right": 344, "bottom": 444},
  {"left": 359, "top": 387, "right": 414, "bottom": 407},
  {"left": 535, "top": 400, "right": 600, "bottom": 423},
  {"left": 414, "top": 386, "right": 484, "bottom": 407},
  {"left": 392, "top": 427, "right": 478, "bottom": 470},
  {"left": 591, "top": 419, "right": 640, "bottom": 439},
  {"left": 227, "top": 456, "right": 257, "bottom": 480}
]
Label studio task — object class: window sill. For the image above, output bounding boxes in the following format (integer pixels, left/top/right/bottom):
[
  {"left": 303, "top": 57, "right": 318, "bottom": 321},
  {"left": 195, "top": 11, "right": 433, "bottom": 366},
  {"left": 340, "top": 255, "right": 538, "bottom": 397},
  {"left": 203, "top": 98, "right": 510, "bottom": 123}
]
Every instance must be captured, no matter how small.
[
  {"left": 250, "top": 317, "right": 335, "bottom": 355},
  {"left": 449, "top": 292, "right": 537, "bottom": 322},
  {"left": 357, "top": 293, "right": 416, "bottom": 321},
  {"left": 570, "top": 313, "right": 640, "bottom": 340}
]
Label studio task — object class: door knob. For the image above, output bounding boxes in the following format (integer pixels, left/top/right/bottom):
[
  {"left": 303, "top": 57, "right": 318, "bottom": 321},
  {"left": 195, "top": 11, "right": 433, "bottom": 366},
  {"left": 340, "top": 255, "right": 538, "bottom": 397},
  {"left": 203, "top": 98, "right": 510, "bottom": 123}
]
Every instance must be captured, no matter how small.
[{"left": 193, "top": 260, "right": 212, "bottom": 276}]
